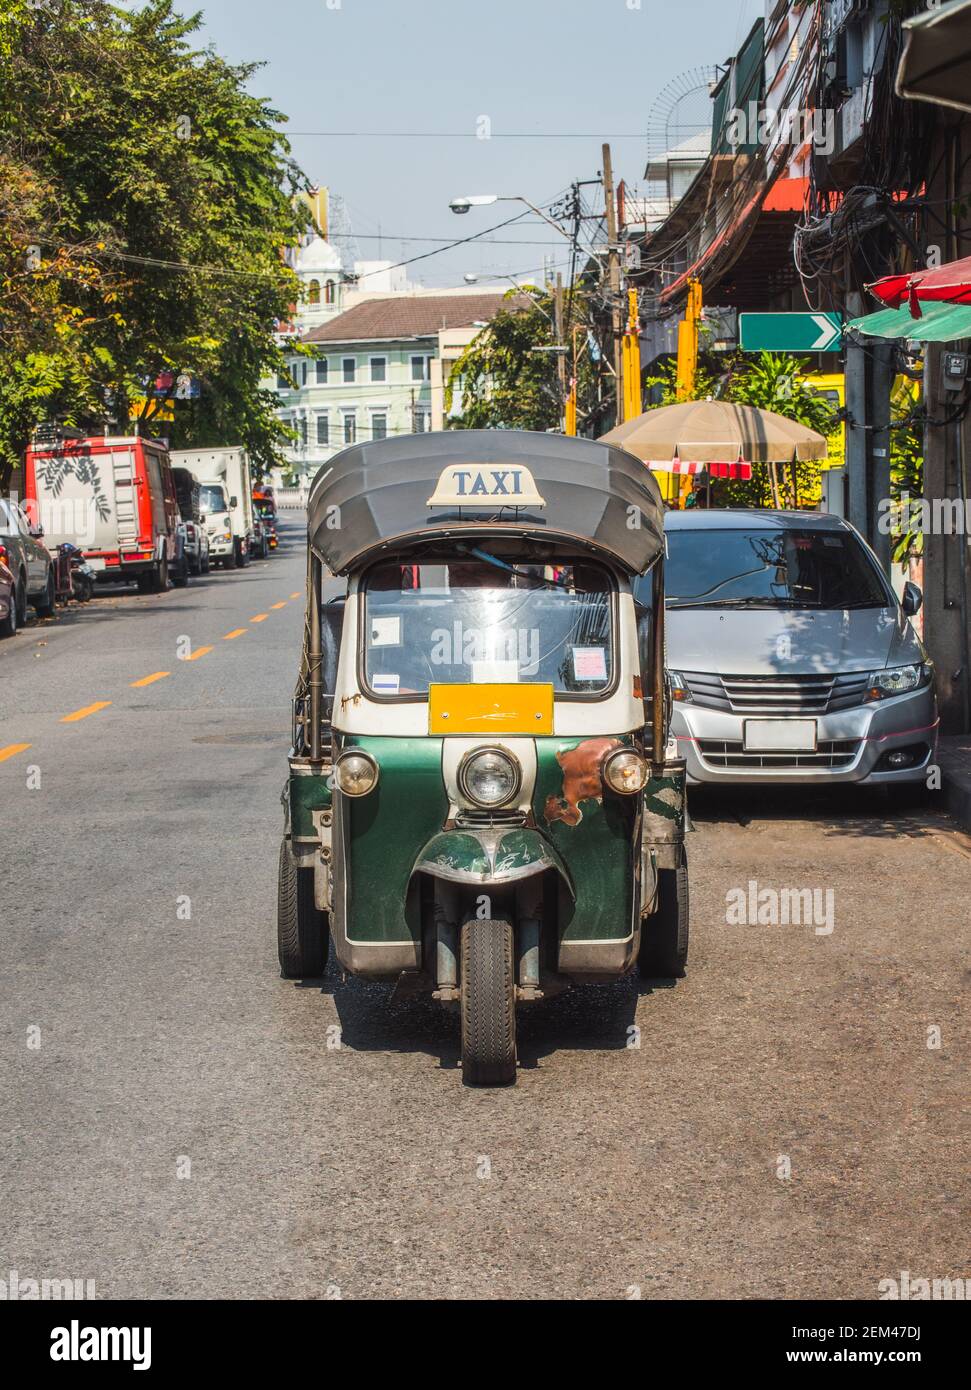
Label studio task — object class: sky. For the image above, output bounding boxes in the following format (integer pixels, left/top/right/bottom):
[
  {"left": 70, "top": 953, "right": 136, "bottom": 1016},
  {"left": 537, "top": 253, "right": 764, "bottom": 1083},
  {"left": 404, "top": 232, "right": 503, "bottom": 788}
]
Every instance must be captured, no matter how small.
[{"left": 171, "top": 0, "right": 767, "bottom": 288}]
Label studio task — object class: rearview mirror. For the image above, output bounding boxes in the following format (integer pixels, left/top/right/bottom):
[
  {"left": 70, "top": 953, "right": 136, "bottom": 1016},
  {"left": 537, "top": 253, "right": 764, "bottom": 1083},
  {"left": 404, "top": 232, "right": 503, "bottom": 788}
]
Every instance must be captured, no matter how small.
[{"left": 902, "top": 581, "right": 922, "bottom": 617}]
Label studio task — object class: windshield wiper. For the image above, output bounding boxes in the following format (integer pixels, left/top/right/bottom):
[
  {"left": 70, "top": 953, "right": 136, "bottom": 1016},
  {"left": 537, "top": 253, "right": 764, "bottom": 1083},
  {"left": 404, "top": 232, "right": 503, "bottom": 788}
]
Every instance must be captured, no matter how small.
[{"left": 667, "top": 596, "right": 794, "bottom": 609}]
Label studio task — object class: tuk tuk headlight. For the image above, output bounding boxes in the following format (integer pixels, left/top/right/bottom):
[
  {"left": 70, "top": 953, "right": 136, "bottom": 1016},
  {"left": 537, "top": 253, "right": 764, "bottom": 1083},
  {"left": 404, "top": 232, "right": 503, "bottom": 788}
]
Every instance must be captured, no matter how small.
[
  {"left": 458, "top": 747, "right": 521, "bottom": 808},
  {"left": 865, "top": 663, "right": 927, "bottom": 701},
  {"left": 335, "top": 750, "right": 380, "bottom": 797},
  {"left": 602, "top": 748, "right": 649, "bottom": 795}
]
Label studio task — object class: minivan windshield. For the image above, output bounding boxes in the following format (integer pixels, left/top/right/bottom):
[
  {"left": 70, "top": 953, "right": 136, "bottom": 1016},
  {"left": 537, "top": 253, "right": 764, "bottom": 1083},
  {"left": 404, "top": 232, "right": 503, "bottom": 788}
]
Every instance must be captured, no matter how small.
[
  {"left": 199, "top": 484, "right": 227, "bottom": 515},
  {"left": 362, "top": 558, "right": 613, "bottom": 697},
  {"left": 665, "top": 527, "right": 891, "bottom": 610}
]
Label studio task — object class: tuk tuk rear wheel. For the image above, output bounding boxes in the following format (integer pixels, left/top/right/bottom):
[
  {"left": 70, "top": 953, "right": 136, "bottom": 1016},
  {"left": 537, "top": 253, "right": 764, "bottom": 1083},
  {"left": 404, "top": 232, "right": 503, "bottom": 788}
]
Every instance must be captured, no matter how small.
[
  {"left": 277, "top": 839, "right": 329, "bottom": 979},
  {"left": 460, "top": 918, "right": 517, "bottom": 1087},
  {"left": 639, "top": 848, "right": 689, "bottom": 979}
]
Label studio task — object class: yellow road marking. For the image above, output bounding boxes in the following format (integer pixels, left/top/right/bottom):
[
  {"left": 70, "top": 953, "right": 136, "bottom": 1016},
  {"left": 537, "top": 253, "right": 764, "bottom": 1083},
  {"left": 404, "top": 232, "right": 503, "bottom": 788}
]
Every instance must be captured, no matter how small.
[
  {"left": 183, "top": 645, "right": 213, "bottom": 662},
  {"left": 62, "top": 701, "right": 112, "bottom": 723},
  {"left": 131, "top": 671, "right": 170, "bottom": 688},
  {"left": 0, "top": 743, "right": 31, "bottom": 763},
  {"left": 250, "top": 614, "right": 268, "bottom": 623},
  {"left": 290, "top": 592, "right": 301, "bottom": 599},
  {"left": 270, "top": 602, "right": 286, "bottom": 610},
  {"left": 223, "top": 628, "right": 247, "bottom": 640}
]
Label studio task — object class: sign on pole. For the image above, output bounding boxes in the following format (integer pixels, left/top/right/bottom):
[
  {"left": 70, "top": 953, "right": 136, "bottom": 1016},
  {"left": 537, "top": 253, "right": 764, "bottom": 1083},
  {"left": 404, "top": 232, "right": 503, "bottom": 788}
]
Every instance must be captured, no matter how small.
[{"left": 740, "top": 312, "right": 842, "bottom": 353}]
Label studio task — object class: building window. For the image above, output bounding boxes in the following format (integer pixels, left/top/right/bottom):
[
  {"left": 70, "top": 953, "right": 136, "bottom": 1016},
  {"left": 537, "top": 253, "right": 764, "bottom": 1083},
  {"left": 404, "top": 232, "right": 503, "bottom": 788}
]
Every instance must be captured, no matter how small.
[
  {"left": 308, "top": 278, "right": 321, "bottom": 307},
  {"left": 316, "top": 415, "right": 329, "bottom": 446},
  {"left": 411, "top": 355, "right": 430, "bottom": 382},
  {"left": 370, "top": 357, "right": 387, "bottom": 383},
  {"left": 300, "top": 361, "right": 308, "bottom": 386},
  {"left": 343, "top": 412, "right": 357, "bottom": 445},
  {"left": 325, "top": 279, "right": 336, "bottom": 304},
  {"left": 413, "top": 409, "right": 431, "bottom": 434},
  {"left": 276, "top": 373, "right": 288, "bottom": 390},
  {"left": 315, "top": 357, "right": 328, "bottom": 384},
  {"left": 371, "top": 412, "right": 388, "bottom": 441},
  {"left": 298, "top": 417, "right": 308, "bottom": 447},
  {"left": 342, "top": 357, "right": 356, "bottom": 383}
]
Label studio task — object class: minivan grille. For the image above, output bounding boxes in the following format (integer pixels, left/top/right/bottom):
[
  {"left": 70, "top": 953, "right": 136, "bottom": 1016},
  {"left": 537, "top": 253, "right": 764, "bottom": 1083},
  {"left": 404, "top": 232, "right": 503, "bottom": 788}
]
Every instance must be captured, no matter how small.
[
  {"left": 681, "top": 670, "right": 870, "bottom": 715},
  {"left": 697, "top": 738, "right": 860, "bottom": 770}
]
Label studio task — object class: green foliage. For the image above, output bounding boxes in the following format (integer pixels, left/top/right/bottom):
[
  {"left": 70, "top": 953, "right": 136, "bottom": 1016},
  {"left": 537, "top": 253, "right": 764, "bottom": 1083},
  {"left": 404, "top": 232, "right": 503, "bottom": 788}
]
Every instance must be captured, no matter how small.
[
  {"left": 0, "top": 0, "right": 307, "bottom": 481},
  {"left": 445, "top": 288, "right": 597, "bottom": 433}
]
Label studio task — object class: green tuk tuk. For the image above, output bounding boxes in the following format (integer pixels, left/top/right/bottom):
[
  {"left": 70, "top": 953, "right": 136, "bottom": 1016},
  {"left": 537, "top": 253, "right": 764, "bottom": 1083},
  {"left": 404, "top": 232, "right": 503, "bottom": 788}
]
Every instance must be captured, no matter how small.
[{"left": 278, "top": 431, "right": 688, "bottom": 1086}]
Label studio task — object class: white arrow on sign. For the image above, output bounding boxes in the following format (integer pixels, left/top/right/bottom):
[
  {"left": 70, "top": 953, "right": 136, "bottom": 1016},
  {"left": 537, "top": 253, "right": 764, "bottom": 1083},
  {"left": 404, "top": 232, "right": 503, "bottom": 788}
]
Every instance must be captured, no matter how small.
[{"left": 810, "top": 314, "right": 841, "bottom": 350}]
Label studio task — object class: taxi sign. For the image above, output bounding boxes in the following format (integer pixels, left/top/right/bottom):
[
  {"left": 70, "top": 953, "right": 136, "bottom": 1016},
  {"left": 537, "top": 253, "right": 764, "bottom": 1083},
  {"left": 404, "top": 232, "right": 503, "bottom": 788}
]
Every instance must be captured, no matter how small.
[{"left": 427, "top": 463, "right": 545, "bottom": 508}]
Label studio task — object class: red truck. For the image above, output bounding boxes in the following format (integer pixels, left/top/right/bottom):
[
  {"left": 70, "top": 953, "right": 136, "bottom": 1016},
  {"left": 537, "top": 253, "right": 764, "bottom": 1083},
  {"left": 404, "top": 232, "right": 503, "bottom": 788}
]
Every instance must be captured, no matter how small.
[{"left": 24, "top": 432, "right": 181, "bottom": 591}]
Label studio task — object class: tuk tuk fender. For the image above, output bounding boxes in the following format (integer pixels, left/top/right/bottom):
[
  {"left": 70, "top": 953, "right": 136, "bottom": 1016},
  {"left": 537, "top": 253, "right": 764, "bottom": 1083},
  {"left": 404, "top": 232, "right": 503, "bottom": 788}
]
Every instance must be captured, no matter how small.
[
  {"left": 412, "top": 826, "right": 575, "bottom": 897},
  {"left": 643, "top": 756, "right": 687, "bottom": 872}
]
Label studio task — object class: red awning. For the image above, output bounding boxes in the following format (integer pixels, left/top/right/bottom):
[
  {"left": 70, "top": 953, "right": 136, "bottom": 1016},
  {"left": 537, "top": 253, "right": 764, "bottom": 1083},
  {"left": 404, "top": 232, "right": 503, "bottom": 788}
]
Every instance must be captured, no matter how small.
[
  {"left": 868, "top": 254, "right": 971, "bottom": 318},
  {"left": 646, "top": 460, "right": 753, "bottom": 480}
]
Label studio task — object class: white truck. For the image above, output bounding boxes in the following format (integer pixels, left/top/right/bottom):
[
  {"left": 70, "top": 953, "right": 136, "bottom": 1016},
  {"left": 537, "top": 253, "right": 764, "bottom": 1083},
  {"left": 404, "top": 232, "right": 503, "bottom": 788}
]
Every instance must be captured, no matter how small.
[{"left": 169, "top": 446, "right": 257, "bottom": 569}]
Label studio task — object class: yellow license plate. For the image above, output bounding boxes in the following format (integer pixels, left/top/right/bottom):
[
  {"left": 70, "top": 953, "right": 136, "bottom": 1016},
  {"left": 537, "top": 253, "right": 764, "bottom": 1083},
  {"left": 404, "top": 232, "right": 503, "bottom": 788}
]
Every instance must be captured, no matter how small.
[{"left": 428, "top": 683, "right": 554, "bottom": 735}]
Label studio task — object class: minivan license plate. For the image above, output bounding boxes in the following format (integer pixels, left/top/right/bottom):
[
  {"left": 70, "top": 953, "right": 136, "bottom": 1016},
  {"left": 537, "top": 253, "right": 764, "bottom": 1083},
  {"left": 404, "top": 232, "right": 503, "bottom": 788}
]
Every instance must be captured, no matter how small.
[{"left": 743, "top": 719, "right": 817, "bottom": 752}]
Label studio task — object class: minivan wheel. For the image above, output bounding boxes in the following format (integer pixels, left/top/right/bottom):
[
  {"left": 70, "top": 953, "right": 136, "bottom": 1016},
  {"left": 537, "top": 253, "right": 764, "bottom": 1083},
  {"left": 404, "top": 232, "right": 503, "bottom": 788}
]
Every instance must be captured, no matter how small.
[
  {"left": 460, "top": 917, "right": 517, "bottom": 1086},
  {"left": 277, "top": 839, "right": 329, "bottom": 978},
  {"left": 639, "top": 847, "right": 689, "bottom": 979},
  {"left": 16, "top": 575, "right": 28, "bottom": 626}
]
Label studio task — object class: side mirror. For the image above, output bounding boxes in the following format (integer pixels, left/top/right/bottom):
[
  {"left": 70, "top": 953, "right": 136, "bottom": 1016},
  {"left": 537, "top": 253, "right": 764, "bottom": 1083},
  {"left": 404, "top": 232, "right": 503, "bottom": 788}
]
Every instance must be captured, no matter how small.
[
  {"left": 902, "top": 581, "right": 923, "bottom": 617},
  {"left": 230, "top": 496, "right": 239, "bottom": 509},
  {"left": 30, "top": 524, "right": 44, "bottom": 539}
]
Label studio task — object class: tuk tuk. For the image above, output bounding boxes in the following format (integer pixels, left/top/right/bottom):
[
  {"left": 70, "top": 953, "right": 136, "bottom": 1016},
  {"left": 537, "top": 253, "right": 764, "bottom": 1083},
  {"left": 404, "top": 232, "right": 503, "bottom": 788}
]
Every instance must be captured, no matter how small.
[{"left": 278, "top": 431, "right": 688, "bottom": 1086}]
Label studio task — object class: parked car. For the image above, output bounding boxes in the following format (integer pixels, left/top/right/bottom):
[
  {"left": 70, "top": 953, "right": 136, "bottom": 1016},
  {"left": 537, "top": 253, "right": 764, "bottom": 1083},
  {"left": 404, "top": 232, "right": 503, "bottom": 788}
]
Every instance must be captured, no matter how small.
[
  {"left": 25, "top": 431, "right": 180, "bottom": 592},
  {"left": 0, "top": 496, "right": 57, "bottom": 624},
  {"left": 0, "top": 548, "right": 17, "bottom": 638},
  {"left": 172, "top": 467, "right": 211, "bottom": 576},
  {"left": 647, "top": 509, "right": 938, "bottom": 790}
]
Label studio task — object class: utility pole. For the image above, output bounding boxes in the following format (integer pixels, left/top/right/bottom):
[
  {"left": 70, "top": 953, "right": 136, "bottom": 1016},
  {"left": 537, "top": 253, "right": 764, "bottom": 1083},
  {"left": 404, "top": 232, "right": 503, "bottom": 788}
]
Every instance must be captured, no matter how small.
[
  {"left": 565, "top": 326, "right": 579, "bottom": 437},
  {"left": 554, "top": 273, "right": 568, "bottom": 432},
  {"left": 602, "top": 143, "right": 624, "bottom": 427},
  {"left": 622, "top": 288, "right": 642, "bottom": 422}
]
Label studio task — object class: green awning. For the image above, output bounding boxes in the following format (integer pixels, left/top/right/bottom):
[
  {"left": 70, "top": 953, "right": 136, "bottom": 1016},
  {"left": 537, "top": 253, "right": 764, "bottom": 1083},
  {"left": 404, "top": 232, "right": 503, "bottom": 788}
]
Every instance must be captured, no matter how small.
[{"left": 845, "top": 302, "right": 971, "bottom": 342}]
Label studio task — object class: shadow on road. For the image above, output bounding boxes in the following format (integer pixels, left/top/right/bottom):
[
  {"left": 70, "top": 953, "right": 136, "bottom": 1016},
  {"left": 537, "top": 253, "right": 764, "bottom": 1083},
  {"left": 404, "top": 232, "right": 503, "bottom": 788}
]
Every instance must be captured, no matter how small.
[{"left": 294, "top": 957, "right": 678, "bottom": 1075}]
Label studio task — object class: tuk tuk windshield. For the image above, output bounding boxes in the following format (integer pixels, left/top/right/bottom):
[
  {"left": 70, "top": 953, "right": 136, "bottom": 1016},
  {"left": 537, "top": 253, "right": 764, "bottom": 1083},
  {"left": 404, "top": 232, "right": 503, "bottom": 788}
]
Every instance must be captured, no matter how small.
[{"left": 362, "top": 558, "right": 614, "bottom": 697}]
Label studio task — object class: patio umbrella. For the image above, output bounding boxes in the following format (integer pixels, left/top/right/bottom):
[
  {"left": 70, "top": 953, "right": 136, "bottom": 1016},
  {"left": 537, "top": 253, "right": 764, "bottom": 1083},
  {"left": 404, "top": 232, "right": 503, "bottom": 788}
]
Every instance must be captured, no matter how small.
[
  {"left": 867, "top": 253, "right": 971, "bottom": 319},
  {"left": 896, "top": 0, "right": 971, "bottom": 114},
  {"left": 601, "top": 399, "right": 827, "bottom": 464},
  {"left": 601, "top": 400, "right": 827, "bottom": 508}
]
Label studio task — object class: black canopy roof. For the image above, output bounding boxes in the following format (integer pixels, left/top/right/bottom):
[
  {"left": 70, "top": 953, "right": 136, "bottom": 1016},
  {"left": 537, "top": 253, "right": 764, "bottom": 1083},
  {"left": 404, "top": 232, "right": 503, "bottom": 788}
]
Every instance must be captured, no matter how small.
[{"left": 306, "top": 430, "right": 665, "bottom": 575}]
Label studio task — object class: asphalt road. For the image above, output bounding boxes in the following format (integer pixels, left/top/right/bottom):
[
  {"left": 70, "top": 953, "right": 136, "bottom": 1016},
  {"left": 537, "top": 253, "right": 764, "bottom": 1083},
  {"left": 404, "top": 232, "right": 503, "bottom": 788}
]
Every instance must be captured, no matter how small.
[{"left": 1, "top": 511, "right": 968, "bottom": 1301}]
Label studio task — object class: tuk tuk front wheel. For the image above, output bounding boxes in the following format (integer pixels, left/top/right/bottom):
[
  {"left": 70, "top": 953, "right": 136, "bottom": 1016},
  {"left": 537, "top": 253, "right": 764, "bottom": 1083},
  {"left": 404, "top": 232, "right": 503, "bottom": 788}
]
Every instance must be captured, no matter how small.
[
  {"left": 277, "top": 839, "right": 329, "bottom": 979},
  {"left": 460, "top": 918, "right": 517, "bottom": 1087},
  {"left": 639, "top": 848, "right": 689, "bottom": 979}
]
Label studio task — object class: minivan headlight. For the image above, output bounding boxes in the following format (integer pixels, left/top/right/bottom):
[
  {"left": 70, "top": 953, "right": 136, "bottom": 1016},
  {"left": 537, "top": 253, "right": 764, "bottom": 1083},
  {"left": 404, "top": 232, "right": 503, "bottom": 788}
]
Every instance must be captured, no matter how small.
[
  {"left": 458, "top": 748, "right": 521, "bottom": 808},
  {"left": 334, "top": 750, "right": 380, "bottom": 796},
  {"left": 668, "top": 670, "right": 690, "bottom": 702},
  {"left": 865, "top": 663, "right": 929, "bottom": 700}
]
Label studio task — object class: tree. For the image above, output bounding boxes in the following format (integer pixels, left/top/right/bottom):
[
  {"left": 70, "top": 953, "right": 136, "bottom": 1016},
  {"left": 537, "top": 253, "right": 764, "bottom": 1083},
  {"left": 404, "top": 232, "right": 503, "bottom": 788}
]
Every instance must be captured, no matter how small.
[
  {"left": 445, "top": 287, "right": 601, "bottom": 433},
  {"left": 0, "top": 0, "right": 308, "bottom": 482}
]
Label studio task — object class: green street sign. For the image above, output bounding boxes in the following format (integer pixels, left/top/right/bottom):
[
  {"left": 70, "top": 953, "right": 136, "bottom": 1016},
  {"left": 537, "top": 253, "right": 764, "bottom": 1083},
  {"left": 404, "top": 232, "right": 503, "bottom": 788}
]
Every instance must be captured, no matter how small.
[{"left": 739, "top": 312, "right": 842, "bottom": 353}]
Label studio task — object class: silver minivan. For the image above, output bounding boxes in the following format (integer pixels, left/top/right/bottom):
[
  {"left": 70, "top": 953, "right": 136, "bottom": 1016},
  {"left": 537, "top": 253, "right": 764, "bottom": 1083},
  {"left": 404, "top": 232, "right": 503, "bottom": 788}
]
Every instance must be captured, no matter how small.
[{"left": 651, "top": 510, "right": 938, "bottom": 789}]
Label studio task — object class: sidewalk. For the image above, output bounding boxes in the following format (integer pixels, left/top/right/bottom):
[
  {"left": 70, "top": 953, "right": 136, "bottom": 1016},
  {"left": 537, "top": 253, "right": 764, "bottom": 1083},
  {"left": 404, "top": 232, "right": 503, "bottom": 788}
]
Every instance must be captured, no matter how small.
[{"left": 939, "top": 736, "right": 971, "bottom": 832}]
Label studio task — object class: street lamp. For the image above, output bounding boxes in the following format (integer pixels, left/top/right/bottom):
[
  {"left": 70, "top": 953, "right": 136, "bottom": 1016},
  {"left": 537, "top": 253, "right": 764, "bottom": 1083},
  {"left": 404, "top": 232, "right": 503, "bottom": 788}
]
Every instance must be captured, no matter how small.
[{"left": 449, "top": 194, "right": 573, "bottom": 241}]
